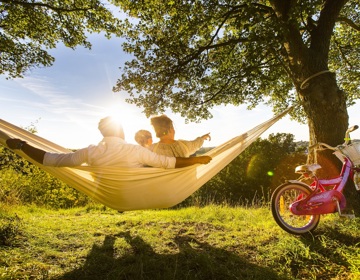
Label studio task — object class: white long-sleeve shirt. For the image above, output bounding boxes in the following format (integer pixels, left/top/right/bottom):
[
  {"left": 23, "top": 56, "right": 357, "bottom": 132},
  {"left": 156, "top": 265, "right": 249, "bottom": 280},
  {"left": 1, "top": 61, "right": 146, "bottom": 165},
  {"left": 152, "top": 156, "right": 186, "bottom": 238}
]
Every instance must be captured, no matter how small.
[{"left": 44, "top": 137, "right": 176, "bottom": 168}]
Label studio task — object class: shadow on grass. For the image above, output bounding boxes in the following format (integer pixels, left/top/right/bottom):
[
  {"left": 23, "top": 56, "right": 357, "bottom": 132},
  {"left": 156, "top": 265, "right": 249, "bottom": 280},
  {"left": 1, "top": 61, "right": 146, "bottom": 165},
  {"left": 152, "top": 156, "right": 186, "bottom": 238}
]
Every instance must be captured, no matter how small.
[
  {"left": 299, "top": 226, "right": 359, "bottom": 267},
  {"left": 56, "top": 231, "right": 289, "bottom": 280}
]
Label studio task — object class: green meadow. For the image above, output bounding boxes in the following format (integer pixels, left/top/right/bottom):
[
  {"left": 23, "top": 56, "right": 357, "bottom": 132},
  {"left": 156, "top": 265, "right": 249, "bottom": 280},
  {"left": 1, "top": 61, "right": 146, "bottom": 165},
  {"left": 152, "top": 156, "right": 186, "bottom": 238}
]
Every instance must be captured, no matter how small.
[{"left": 1, "top": 204, "right": 359, "bottom": 280}]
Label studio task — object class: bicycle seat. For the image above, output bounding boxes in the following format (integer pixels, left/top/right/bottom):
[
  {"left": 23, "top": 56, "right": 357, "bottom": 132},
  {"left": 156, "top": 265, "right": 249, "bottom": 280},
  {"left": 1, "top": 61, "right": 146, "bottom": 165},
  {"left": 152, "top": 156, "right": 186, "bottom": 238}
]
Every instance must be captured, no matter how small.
[{"left": 295, "top": 164, "right": 322, "bottom": 174}]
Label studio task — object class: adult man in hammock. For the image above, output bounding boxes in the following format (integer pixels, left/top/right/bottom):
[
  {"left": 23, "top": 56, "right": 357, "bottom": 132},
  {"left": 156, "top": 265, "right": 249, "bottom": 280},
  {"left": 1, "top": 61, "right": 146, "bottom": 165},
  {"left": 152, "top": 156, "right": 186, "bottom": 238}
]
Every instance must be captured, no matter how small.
[
  {"left": 4, "top": 116, "right": 212, "bottom": 169},
  {"left": 149, "top": 114, "right": 211, "bottom": 157}
]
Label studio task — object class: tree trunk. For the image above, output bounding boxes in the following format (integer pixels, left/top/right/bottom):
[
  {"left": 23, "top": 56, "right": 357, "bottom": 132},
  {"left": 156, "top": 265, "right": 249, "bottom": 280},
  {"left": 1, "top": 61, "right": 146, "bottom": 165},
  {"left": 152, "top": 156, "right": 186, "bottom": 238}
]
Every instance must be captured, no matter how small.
[
  {"left": 301, "top": 71, "right": 347, "bottom": 171},
  {"left": 300, "top": 72, "right": 360, "bottom": 215},
  {"left": 302, "top": 72, "right": 348, "bottom": 147}
]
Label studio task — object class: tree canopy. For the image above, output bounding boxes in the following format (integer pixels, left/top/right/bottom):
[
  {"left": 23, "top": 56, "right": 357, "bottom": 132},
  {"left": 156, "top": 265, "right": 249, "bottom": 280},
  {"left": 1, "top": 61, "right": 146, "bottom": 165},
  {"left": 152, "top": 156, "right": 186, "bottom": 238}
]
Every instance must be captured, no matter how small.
[
  {"left": 3, "top": 1, "right": 359, "bottom": 136},
  {"left": 0, "top": 0, "right": 122, "bottom": 78},
  {"left": 113, "top": 0, "right": 360, "bottom": 127}
]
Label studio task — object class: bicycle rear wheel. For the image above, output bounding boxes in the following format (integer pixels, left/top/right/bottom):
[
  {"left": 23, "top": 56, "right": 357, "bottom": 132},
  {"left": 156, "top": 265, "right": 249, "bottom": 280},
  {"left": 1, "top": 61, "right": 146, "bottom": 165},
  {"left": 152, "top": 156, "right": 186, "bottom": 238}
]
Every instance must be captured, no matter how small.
[{"left": 271, "top": 182, "right": 320, "bottom": 235}]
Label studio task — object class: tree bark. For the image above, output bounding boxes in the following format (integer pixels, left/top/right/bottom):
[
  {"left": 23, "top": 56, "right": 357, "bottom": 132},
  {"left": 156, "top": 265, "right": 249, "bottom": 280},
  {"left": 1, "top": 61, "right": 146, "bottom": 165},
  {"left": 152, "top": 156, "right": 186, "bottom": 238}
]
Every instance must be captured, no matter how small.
[{"left": 301, "top": 72, "right": 348, "bottom": 147}]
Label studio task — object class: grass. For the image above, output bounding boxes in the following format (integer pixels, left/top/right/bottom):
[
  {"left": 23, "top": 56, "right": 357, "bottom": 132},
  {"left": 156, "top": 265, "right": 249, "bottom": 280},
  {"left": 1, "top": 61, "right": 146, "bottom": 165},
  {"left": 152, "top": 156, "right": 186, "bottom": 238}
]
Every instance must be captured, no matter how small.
[{"left": 0, "top": 203, "right": 359, "bottom": 280}]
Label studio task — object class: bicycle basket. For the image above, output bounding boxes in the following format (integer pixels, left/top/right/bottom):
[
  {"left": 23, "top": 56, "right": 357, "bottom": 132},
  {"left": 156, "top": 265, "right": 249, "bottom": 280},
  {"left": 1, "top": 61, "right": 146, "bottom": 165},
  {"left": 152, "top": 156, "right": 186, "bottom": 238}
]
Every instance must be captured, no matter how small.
[{"left": 334, "top": 142, "right": 360, "bottom": 166}]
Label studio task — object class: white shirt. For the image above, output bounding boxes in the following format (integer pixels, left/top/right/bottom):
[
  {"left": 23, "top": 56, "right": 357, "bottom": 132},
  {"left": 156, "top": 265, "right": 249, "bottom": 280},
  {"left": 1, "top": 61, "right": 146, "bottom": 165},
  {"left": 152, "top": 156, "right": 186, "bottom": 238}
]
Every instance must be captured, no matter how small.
[{"left": 43, "top": 137, "right": 176, "bottom": 168}]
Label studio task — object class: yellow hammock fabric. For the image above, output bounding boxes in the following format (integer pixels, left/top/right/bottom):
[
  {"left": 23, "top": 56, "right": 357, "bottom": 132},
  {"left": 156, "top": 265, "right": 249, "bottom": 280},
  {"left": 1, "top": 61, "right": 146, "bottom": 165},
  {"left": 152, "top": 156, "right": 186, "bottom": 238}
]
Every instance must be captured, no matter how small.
[{"left": 0, "top": 108, "right": 291, "bottom": 211}]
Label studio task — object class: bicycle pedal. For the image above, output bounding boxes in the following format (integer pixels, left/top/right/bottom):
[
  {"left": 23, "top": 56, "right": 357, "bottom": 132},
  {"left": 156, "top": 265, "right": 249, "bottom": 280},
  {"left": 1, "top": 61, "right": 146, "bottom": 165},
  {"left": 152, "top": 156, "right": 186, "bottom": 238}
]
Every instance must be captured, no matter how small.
[{"left": 336, "top": 200, "right": 356, "bottom": 219}]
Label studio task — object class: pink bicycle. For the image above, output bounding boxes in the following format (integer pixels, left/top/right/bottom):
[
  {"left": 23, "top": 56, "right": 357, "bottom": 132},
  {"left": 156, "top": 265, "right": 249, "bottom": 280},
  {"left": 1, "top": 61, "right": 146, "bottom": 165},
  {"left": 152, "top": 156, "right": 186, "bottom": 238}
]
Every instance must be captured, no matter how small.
[{"left": 271, "top": 125, "right": 360, "bottom": 235}]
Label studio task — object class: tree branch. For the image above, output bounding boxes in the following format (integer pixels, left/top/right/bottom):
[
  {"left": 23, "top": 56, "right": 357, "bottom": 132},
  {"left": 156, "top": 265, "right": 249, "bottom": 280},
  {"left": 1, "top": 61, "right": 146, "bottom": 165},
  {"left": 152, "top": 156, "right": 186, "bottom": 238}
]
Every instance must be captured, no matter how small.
[
  {"left": 2, "top": 0, "right": 95, "bottom": 13},
  {"left": 311, "top": 0, "right": 348, "bottom": 52},
  {"left": 337, "top": 16, "right": 360, "bottom": 31},
  {"left": 268, "top": 0, "right": 294, "bottom": 20},
  {"left": 334, "top": 38, "right": 354, "bottom": 68}
]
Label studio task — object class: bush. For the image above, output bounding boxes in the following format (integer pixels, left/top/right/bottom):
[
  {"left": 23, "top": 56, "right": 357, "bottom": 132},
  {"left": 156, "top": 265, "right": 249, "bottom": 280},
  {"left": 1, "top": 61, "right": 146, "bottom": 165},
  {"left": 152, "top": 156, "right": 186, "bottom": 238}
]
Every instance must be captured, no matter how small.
[
  {"left": 0, "top": 146, "right": 90, "bottom": 208},
  {"left": 188, "top": 133, "right": 307, "bottom": 206},
  {"left": 0, "top": 207, "right": 23, "bottom": 246},
  {"left": 0, "top": 168, "right": 28, "bottom": 204}
]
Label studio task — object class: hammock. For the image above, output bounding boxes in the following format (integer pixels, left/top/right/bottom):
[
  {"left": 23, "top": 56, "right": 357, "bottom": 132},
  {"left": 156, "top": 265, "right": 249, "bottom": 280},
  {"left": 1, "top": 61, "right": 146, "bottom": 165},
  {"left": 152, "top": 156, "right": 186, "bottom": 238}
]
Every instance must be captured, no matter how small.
[{"left": 0, "top": 108, "right": 292, "bottom": 211}]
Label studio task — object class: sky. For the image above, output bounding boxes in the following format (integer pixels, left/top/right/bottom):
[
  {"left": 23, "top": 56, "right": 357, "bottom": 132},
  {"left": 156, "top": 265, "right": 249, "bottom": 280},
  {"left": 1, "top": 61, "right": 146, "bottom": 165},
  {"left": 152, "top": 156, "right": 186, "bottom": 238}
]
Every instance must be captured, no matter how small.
[{"left": 1, "top": 33, "right": 360, "bottom": 149}]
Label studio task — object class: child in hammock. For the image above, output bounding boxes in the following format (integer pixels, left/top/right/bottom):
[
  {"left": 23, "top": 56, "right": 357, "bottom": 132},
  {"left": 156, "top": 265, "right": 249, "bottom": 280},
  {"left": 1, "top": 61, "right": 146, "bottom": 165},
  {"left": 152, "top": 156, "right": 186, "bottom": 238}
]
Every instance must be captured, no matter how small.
[{"left": 134, "top": 130, "right": 153, "bottom": 147}]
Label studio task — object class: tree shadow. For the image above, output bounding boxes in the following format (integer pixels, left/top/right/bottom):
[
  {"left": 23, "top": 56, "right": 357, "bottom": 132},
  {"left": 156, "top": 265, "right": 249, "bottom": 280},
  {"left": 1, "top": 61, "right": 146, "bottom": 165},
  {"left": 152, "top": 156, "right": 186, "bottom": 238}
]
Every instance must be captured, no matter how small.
[
  {"left": 297, "top": 226, "right": 360, "bottom": 276},
  {"left": 56, "top": 231, "right": 290, "bottom": 280}
]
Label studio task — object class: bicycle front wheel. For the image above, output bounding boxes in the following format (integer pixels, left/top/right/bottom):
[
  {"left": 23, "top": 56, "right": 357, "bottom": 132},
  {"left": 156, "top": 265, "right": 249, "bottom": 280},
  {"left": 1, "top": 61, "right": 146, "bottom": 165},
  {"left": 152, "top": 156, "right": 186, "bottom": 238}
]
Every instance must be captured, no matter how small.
[{"left": 271, "top": 182, "right": 320, "bottom": 235}]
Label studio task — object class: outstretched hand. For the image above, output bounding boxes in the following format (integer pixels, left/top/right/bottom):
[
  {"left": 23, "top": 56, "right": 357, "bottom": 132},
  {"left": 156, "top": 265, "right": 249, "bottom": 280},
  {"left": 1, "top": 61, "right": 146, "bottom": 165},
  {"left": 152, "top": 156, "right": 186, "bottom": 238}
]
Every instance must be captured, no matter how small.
[
  {"left": 5, "top": 138, "right": 23, "bottom": 149},
  {"left": 5, "top": 138, "right": 46, "bottom": 164},
  {"left": 201, "top": 133, "right": 211, "bottom": 141},
  {"left": 197, "top": 155, "right": 212, "bottom": 164},
  {"left": 175, "top": 155, "right": 212, "bottom": 168}
]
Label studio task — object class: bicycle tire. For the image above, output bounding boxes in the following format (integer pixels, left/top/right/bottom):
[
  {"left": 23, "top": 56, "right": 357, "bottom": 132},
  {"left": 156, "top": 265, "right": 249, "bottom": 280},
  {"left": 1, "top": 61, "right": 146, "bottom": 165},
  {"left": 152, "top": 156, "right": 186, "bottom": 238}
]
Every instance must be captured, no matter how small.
[{"left": 271, "top": 182, "right": 320, "bottom": 235}]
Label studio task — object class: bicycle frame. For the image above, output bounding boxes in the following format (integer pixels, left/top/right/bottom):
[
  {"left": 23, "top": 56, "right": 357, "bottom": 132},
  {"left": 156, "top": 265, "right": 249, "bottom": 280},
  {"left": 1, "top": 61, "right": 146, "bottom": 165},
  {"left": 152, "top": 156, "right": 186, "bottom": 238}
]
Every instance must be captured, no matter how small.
[
  {"left": 289, "top": 157, "right": 360, "bottom": 216},
  {"left": 271, "top": 125, "right": 359, "bottom": 234}
]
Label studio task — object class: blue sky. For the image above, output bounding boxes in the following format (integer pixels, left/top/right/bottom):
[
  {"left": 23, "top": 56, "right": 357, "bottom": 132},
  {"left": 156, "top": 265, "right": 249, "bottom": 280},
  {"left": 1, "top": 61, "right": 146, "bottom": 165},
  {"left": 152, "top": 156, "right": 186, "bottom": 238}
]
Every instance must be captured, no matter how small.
[{"left": 1, "top": 33, "right": 359, "bottom": 149}]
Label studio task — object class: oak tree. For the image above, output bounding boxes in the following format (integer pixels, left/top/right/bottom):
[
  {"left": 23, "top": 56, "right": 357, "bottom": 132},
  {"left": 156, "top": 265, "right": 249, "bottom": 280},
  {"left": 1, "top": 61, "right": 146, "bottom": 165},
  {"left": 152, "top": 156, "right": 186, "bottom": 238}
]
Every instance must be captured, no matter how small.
[
  {"left": 114, "top": 0, "right": 360, "bottom": 213},
  {"left": 114, "top": 0, "right": 359, "bottom": 146}
]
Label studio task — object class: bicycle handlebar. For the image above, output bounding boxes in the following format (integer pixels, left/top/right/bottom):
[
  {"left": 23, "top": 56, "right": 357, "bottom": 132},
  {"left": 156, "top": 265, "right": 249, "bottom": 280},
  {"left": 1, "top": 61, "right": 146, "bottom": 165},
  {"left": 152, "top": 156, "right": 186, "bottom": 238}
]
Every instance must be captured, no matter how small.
[
  {"left": 309, "top": 125, "right": 359, "bottom": 152},
  {"left": 347, "top": 125, "right": 359, "bottom": 132},
  {"left": 344, "top": 125, "right": 359, "bottom": 145}
]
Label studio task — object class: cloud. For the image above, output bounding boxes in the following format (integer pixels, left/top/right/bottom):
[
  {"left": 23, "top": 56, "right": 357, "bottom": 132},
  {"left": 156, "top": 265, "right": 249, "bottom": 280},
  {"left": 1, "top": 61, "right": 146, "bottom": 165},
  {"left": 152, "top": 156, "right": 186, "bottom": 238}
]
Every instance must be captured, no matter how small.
[{"left": 14, "top": 76, "right": 105, "bottom": 119}]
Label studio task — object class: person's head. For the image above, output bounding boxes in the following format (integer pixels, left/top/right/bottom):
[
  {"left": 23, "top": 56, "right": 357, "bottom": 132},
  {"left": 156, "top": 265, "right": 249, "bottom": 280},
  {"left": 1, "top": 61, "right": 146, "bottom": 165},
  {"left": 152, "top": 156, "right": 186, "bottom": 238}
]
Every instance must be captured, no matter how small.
[
  {"left": 135, "top": 130, "right": 153, "bottom": 147},
  {"left": 150, "top": 115, "right": 174, "bottom": 139},
  {"left": 98, "top": 116, "right": 125, "bottom": 139}
]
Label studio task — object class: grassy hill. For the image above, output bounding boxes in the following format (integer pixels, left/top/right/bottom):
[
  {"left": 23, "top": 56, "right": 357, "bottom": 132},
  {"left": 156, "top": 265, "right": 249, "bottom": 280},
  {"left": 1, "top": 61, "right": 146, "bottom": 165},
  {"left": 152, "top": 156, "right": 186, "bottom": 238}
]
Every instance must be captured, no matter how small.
[{"left": 0, "top": 204, "right": 359, "bottom": 280}]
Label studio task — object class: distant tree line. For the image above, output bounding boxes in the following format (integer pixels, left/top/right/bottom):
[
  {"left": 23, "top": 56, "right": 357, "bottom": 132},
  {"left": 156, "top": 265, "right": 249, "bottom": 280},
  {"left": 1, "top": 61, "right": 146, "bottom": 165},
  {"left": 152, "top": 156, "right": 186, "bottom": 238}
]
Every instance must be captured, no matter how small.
[{"left": 0, "top": 133, "right": 307, "bottom": 208}]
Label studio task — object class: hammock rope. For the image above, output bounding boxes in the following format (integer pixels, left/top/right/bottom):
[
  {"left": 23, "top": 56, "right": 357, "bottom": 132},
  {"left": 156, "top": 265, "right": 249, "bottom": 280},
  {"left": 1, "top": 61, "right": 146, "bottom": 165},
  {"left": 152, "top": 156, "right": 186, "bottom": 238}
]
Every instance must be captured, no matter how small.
[{"left": 0, "top": 108, "right": 292, "bottom": 211}]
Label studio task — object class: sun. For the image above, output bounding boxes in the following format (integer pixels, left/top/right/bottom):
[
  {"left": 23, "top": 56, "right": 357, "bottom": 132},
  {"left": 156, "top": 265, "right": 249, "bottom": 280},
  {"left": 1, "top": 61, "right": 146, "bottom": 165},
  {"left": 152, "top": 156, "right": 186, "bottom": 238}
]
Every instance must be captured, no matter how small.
[
  {"left": 96, "top": 97, "right": 126, "bottom": 128},
  {"left": 100, "top": 97, "right": 155, "bottom": 144},
  {"left": 106, "top": 103, "right": 125, "bottom": 123}
]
